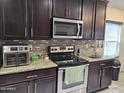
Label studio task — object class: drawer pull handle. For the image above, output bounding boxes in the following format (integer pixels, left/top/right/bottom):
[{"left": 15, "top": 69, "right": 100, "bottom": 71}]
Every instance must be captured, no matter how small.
[
  {"left": 101, "top": 64, "right": 105, "bottom": 66},
  {"left": 26, "top": 75, "right": 38, "bottom": 79}
]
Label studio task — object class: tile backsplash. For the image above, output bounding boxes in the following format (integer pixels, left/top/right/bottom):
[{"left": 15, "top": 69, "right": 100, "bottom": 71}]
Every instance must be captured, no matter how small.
[
  {"left": 28, "top": 40, "right": 104, "bottom": 57},
  {"left": 0, "top": 40, "right": 104, "bottom": 57}
]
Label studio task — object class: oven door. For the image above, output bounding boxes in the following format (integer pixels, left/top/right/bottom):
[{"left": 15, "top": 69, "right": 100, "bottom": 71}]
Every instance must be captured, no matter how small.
[
  {"left": 53, "top": 18, "right": 83, "bottom": 39},
  {"left": 57, "top": 64, "right": 89, "bottom": 93},
  {"left": 3, "top": 53, "right": 18, "bottom": 67},
  {"left": 3, "top": 52, "right": 29, "bottom": 67},
  {"left": 18, "top": 52, "right": 29, "bottom": 66}
]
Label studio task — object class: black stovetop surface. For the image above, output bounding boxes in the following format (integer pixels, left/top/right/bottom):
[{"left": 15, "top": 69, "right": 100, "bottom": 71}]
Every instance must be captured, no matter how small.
[{"left": 49, "top": 55, "right": 89, "bottom": 67}]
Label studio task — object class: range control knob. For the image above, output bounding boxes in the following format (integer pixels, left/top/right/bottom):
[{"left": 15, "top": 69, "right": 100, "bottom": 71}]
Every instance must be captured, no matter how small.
[{"left": 51, "top": 48, "right": 54, "bottom": 51}]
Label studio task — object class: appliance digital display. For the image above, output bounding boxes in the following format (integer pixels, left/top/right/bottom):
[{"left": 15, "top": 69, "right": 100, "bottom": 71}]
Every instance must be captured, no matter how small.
[
  {"left": 60, "top": 47, "right": 66, "bottom": 50},
  {"left": 10, "top": 47, "right": 18, "bottom": 51}
]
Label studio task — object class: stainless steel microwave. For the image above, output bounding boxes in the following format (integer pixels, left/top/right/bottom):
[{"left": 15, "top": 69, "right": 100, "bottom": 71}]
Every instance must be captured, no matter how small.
[{"left": 53, "top": 17, "right": 83, "bottom": 39}]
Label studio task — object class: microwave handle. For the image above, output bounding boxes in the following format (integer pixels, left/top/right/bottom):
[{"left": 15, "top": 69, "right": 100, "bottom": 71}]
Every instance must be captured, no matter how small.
[{"left": 77, "top": 24, "right": 80, "bottom": 36}]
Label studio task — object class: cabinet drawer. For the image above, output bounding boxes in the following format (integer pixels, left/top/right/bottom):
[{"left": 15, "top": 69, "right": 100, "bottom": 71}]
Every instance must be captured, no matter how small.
[
  {"left": 0, "top": 68, "right": 56, "bottom": 86},
  {"left": 89, "top": 62, "right": 101, "bottom": 69},
  {"left": 101, "top": 60, "right": 114, "bottom": 67}
]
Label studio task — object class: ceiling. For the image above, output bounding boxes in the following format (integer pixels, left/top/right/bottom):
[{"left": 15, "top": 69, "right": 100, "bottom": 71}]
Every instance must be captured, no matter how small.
[{"left": 108, "top": 0, "right": 124, "bottom": 10}]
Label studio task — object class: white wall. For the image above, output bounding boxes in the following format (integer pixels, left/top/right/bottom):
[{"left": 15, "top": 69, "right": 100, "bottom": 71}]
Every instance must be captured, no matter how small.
[{"left": 106, "top": 7, "right": 124, "bottom": 71}]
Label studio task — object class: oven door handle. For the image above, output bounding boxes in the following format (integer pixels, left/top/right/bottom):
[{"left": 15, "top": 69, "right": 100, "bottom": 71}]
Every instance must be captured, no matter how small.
[{"left": 59, "top": 68, "right": 66, "bottom": 81}]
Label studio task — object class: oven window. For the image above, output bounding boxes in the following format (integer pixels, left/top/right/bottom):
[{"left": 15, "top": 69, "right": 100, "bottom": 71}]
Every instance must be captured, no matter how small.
[
  {"left": 18, "top": 53, "right": 28, "bottom": 65},
  {"left": 54, "top": 22, "right": 81, "bottom": 36},
  {"left": 5, "top": 54, "right": 17, "bottom": 66},
  {"left": 62, "top": 65, "right": 85, "bottom": 89}
]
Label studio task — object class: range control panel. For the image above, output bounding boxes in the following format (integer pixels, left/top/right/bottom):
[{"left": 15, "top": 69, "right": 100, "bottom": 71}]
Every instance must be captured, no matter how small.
[{"left": 49, "top": 46, "right": 74, "bottom": 53}]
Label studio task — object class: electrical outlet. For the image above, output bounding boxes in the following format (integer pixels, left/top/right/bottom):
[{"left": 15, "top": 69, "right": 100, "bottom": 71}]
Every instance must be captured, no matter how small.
[{"left": 29, "top": 45, "right": 33, "bottom": 51}]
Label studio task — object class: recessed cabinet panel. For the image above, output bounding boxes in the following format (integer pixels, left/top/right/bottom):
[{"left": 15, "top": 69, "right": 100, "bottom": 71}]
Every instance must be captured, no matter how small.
[
  {"left": 87, "top": 69, "right": 100, "bottom": 92},
  {"left": 83, "top": 0, "right": 95, "bottom": 40},
  {"left": 2, "top": 0, "right": 27, "bottom": 39},
  {"left": 67, "top": 0, "right": 82, "bottom": 20},
  {"left": 34, "top": 77, "right": 56, "bottom": 93},
  {"left": 53, "top": 0, "right": 66, "bottom": 18},
  {"left": 31, "top": 0, "right": 51, "bottom": 39},
  {"left": 101, "top": 67, "right": 112, "bottom": 88},
  {"left": 95, "top": 1, "right": 107, "bottom": 40}
]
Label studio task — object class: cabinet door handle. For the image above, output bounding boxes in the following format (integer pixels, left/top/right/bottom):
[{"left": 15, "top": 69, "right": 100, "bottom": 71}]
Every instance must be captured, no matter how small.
[
  {"left": 28, "top": 85, "right": 30, "bottom": 93},
  {"left": 31, "top": 28, "right": 33, "bottom": 37},
  {"left": 25, "top": 28, "right": 27, "bottom": 37},
  {"left": 26, "top": 75, "right": 38, "bottom": 79},
  {"left": 66, "top": 8, "right": 68, "bottom": 17},
  {"left": 101, "top": 64, "right": 105, "bottom": 66},
  {"left": 103, "top": 69, "right": 105, "bottom": 76},
  {"left": 68, "top": 9, "right": 70, "bottom": 17},
  {"left": 34, "top": 84, "right": 37, "bottom": 93}
]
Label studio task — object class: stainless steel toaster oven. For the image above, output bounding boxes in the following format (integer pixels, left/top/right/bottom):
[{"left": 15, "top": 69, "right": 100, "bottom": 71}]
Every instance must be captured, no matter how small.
[{"left": 2, "top": 45, "right": 30, "bottom": 68}]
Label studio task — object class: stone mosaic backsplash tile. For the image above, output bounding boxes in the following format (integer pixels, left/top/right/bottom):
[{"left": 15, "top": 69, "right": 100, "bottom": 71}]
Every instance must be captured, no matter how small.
[
  {"left": 28, "top": 40, "right": 104, "bottom": 57},
  {"left": 0, "top": 40, "right": 104, "bottom": 57}
]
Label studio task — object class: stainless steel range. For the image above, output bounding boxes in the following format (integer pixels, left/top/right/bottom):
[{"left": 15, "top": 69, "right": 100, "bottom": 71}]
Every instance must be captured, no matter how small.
[{"left": 48, "top": 46, "right": 89, "bottom": 93}]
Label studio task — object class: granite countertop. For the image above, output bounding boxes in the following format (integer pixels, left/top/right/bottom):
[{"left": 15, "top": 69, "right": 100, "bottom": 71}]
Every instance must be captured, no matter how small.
[
  {"left": 79, "top": 55, "right": 115, "bottom": 62},
  {"left": 0, "top": 59, "right": 57, "bottom": 75}
]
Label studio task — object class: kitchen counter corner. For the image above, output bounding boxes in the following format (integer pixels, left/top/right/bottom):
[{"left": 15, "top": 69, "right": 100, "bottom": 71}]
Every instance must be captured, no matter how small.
[{"left": 80, "top": 55, "right": 115, "bottom": 62}]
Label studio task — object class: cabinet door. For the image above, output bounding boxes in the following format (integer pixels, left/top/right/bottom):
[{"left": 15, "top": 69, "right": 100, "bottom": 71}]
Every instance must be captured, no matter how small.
[
  {"left": 83, "top": 0, "right": 96, "bottom": 40},
  {"left": 33, "top": 77, "right": 56, "bottom": 93},
  {"left": 67, "top": 0, "right": 82, "bottom": 20},
  {"left": 0, "top": 1, "right": 2, "bottom": 39},
  {"left": 53, "top": 0, "right": 66, "bottom": 18},
  {"left": 0, "top": 82, "right": 29, "bottom": 93},
  {"left": 94, "top": 1, "right": 107, "bottom": 40},
  {"left": 31, "top": 0, "right": 51, "bottom": 39},
  {"left": 2, "top": 0, "right": 28, "bottom": 40},
  {"left": 87, "top": 69, "right": 100, "bottom": 93},
  {"left": 101, "top": 67, "right": 112, "bottom": 88}
]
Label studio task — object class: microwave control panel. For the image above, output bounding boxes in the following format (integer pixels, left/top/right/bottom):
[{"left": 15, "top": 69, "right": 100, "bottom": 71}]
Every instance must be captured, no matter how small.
[{"left": 3, "top": 45, "right": 30, "bottom": 53}]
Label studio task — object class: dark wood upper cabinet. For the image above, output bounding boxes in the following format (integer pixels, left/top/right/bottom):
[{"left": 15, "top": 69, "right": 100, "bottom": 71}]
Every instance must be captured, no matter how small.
[
  {"left": 83, "top": 0, "right": 95, "bottom": 40},
  {"left": 53, "top": 0, "right": 82, "bottom": 20},
  {"left": 83, "top": 0, "right": 108, "bottom": 40},
  {"left": 67, "top": 0, "right": 82, "bottom": 19},
  {"left": 53, "top": 0, "right": 66, "bottom": 18},
  {"left": 94, "top": 0, "right": 108, "bottom": 40},
  {"left": 30, "top": 0, "right": 51, "bottom": 39},
  {"left": 1, "top": 0, "right": 28, "bottom": 40}
]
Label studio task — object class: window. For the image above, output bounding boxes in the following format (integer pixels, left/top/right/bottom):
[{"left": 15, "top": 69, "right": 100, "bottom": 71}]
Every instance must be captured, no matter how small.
[{"left": 104, "top": 21, "right": 122, "bottom": 57}]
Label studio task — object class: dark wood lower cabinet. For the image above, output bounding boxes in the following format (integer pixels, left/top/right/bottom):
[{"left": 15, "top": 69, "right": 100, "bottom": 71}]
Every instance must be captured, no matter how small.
[
  {"left": 0, "top": 68, "right": 57, "bottom": 93},
  {"left": 34, "top": 77, "right": 56, "bottom": 93},
  {"left": 0, "top": 82, "right": 29, "bottom": 93},
  {"left": 87, "top": 60, "right": 113, "bottom": 93}
]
